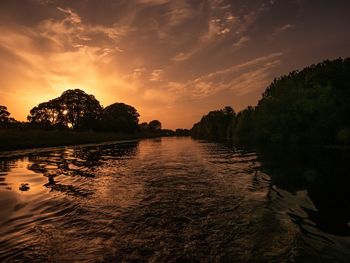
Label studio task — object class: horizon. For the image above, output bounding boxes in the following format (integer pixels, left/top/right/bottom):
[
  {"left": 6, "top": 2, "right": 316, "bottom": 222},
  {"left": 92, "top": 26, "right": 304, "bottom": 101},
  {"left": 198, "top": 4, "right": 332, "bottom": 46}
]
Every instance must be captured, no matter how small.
[{"left": 1, "top": 0, "right": 350, "bottom": 129}]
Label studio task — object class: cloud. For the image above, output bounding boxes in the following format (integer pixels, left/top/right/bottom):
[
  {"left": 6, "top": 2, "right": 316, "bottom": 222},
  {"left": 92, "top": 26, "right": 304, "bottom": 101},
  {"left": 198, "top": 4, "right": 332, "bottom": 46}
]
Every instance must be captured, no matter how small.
[
  {"left": 149, "top": 69, "right": 164, "bottom": 81},
  {"left": 276, "top": 24, "right": 296, "bottom": 33},
  {"left": 137, "top": 0, "right": 170, "bottom": 6},
  {"left": 170, "top": 0, "right": 275, "bottom": 62},
  {"left": 164, "top": 2, "right": 192, "bottom": 27},
  {"left": 270, "top": 24, "right": 296, "bottom": 39},
  {"left": 171, "top": 51, "right": 194, "bottom": 62},
  {"left": 185, "top": 52, "right": 283, "bottom": 98},
  {"left": 56, "top": 7, "right": 81, "bottom": 24},
  {"left": 144, "top": 52, "right": 283, "bottom": 108},
  {"left": 38, "top": 7, "right": 129, "bottom": 51},
  {"left": 0, "top": 6, "right": 135, "bottom": 120},
  {"left": 232, "top": 36, "right": 250, "bottom": 48}
]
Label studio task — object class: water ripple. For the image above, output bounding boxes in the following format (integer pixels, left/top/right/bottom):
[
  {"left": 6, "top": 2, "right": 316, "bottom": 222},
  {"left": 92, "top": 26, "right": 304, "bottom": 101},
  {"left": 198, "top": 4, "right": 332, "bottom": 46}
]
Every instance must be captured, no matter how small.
[{"left": 0, "top": 138, "right": 349, "bottom": 262}]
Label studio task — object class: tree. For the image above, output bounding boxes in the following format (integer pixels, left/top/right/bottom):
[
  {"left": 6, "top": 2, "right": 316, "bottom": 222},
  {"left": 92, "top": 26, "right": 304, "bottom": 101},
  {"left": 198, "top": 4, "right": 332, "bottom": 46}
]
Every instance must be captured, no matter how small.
[
  {"left": 190, "top": 106, "right": 235, "bottom": 140},
  {"left": 57, "top": 89, "right": 102, "bottom": 130},
  {"left": 100, "top": 102, "right": 140, "bottom": 133},
  {"left": 28, "top": 89, "right": 103, "bottom": 130},
  {"left": 0, "top": 106, "right": 10, "bottom": 123},
  {"left": 190, "top": 58, "right": 350, "bottom": 145},
  {"left": 139, "top": 122, "right": 149, "bottom": 131},
  {"left": 0, "top": 105, "right": 17, "bottom": 128},
  {"left": 148, "top": 120, "right": 162, "bottom": 132},
  {"left": 254, "top": 58, "right": 350, "bottom": 144},
  {"left": 28, "top": 99, "right": 62, "bottom": 129},
  {"left": 234, "top": 106, "right": 255, "bottom": 143},
  {"left": 175, "top": 129, "right": 190, "bottom": 136}
]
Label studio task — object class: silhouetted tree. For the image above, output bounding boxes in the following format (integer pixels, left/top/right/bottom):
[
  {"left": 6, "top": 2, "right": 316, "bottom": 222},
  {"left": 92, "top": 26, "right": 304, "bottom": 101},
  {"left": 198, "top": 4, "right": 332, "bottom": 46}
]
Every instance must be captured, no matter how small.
[
  {"left": 148, "top": 120, "right": 162, "bottom": 132},
  {"left": 175, "top": 129, "right": 190, "bottom": 136},
  {"left": 191, "top": 106, "right": 235, "bottom": 140},
  {"left": 254, "top": 58, "right": 350, "bottom": 144},
  {"left": 139, "top": 122, "right": 149, "bottom": 131},
  {"left": 161, "top": 129, "right": 175, "bottom": 136},
  {"left": 0, "top": 106, "right": 11, "bottom": 123},
  {"left": 58, "top": 89, "right": 102, "bottom": 130},
  {"left": 28, "top": 99, "right": 62, "bottom": 129},
  {"left": 234, "top": 106, "right": 255, "bottom": 143},
  {"left": 191, "top": 58, "right": 350, "bottom": 145},
  {"left": 100, "top": 103, "right": 140, "bottom": 133},
  {"left": 0, "top": 105, "right": 17, "bottom": 128},
  {"left": 28, "top": 89, "right": 102, "bottom": 130}
]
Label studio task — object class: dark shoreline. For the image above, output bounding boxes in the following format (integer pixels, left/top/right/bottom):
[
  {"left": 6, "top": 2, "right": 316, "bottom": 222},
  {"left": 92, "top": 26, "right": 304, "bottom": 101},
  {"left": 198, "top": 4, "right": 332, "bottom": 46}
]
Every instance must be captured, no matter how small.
[{"left": 0, "top": 129, "right": 159, "bottom": 153}]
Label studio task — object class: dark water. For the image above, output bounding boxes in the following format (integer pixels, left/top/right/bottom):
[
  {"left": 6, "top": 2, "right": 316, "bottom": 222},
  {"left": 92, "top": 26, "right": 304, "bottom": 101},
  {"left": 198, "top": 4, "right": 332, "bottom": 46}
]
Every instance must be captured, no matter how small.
[{"left": 0, "top": 137, "right": 349, "bottom": 262}]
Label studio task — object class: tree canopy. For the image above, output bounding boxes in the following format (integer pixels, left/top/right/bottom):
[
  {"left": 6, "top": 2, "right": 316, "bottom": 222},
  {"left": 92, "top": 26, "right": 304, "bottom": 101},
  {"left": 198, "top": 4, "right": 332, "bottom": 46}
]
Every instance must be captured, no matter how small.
[
  {"left": 191, "top": 106, "right": 235, "bottom": 140},
  {"left": 253, "top": 58, "right": 350, "bottom": 144},
  {"left": 191, "top": 58, "right": 350, "bottom": 145},
  {"left": 100, "top": 102, "right": 140, "bottom": 133},
  {"left": 0, "top": 106, "right": 17, "bottom": 127},
  {"left": 0, "top": 106, "right": 11, "bottom": 123},
  {"left": 148, "top": 120, "right": 162, "bottom": 131},
  {"left": 28, "top": 89, "right": 102, "bottom": 130}
]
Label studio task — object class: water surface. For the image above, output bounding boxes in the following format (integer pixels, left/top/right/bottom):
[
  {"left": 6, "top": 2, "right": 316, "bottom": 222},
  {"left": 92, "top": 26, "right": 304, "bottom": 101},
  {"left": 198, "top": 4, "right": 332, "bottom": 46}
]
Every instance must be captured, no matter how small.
[{"left": 0, "top": 137, "right": 349, "bottom": 262}]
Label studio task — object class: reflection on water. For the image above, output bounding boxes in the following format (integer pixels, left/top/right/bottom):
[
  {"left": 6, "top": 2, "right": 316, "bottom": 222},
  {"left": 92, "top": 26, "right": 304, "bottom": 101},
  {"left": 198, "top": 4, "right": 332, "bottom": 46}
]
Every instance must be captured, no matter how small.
[
  {"left": 256, "top": 146, "right": 350, "bottom": 262},
  {"left": 0, "top": 138, "right": 349, "bottom": 262}
]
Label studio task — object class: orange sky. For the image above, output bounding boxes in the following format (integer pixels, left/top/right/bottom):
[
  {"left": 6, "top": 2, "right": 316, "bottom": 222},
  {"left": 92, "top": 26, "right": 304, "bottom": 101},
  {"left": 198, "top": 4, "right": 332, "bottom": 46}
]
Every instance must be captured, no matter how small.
[{"left": 0, "top": 0, "right": 350, "bottom": 129}]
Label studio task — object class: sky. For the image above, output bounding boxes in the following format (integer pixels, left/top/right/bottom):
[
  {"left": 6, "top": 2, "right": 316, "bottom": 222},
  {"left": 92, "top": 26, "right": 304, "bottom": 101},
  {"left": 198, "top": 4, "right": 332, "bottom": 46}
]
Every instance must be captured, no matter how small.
[{"left": 0, "top": 0, "right": 350, "bottom": 129}]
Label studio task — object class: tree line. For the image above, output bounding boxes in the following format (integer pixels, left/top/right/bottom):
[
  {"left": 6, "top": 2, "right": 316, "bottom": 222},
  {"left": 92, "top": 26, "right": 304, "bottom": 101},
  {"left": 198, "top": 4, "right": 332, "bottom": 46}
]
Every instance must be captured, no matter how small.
[
  {"left": 0, "top": 89, "right": 189, "bottom": 136},
  {"left": 191, "top": 58, "right": 350, "bottom": 145}
]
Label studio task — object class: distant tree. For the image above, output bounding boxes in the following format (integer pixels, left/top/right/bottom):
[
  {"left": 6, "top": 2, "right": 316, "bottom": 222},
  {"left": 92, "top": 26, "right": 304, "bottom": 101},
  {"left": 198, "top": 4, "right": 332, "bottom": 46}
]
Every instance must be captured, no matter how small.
[
  {"left": 190, "top": 58, "right": 350, "bottom": 145},
  {"left": 175, "top": 129, "right": 190, "bottom": 136},
  {"left": 100, "top": 102, "right": 140, "bottom": 133},
  {"left": 161, "top": 129, "right": 175, "bottom": 136},
  {"left": 0, "top": 106, "right": 10, "bottom": 123},
  {"left": 190, "top": 106, "right": 235, "bottom": 140},
  {"left": 28, "top": 89, "right": 102, "bottom": 130},
  {"left": 139, "top": 122, "right": 149, "bottom": 131},
  {"left": 148, "top": 120, "right": 162, "bottom": 132},
  {"left": 0, "top": 105, "right": 17, "bottom": 128},
  {"left": 234, "top": 106, "right": 255, "bottom": 143}
]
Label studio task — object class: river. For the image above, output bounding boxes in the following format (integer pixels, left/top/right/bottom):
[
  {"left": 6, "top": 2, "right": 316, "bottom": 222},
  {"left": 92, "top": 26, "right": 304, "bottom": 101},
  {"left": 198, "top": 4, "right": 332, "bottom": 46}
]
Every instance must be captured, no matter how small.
[{"left": 0, "top": 137, "right": 349, "bottom": 262}]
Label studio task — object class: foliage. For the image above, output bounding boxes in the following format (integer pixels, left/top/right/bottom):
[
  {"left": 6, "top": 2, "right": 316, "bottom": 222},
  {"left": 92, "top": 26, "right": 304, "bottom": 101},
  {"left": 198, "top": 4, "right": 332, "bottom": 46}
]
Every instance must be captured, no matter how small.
[
  {"left": 0, "top": 106, "right": 10, "bottom": 123},
  {"left": 28, "top": 89, "right": 102, "bottom": 130},
  {"left": 175, "top": 129, "right": 190, "bottom": 136},
  {"left": 254, "top": 58, "right": 350, "bottom": 144},
  {"left": 0, "top": 105, "right": 18, "bottom": 128},
  {"left": 139, "top": 122, "right": 149, "bottom": 131},
  {"left": 191, "top": 58, "right": 350, "bottom": 145},
  {"left": 233, "top": 106, "right": 255, "bottom": 143},
  {"left": 100, "top": 103, "right": 140, "bottom": 133},
  {"left": 148, "top": 120, "right": 162, "bottom": 131},
  {"left": 191, "top": 106, "right": 235, "bottom": 140}
]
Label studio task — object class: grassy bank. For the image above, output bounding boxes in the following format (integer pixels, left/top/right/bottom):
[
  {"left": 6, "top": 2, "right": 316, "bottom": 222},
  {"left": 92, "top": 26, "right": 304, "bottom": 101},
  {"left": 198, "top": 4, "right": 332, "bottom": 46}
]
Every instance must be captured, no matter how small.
[{"left": 0, "top": 129, "right": 150, "bottom": 151}]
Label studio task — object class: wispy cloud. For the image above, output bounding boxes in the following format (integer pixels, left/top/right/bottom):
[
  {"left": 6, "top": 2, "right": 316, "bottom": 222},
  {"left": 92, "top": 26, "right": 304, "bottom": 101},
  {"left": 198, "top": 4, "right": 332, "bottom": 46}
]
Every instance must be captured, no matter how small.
[
  {"left": 137, "top": 0, "right": 170, "bottom": 6},
  {"left": 147, "top": 52, "right": 283, "bottom": 106},
  {"left": 149, "top": 69, "right": 164, "bottom": 81},
  {"left": 270, "top": 23, "right": 296, "bottom": 39},
  {"left": 186, "top": 52, "right": 283, "bottom": 97},
  {"left": 170, "top": 0, "right": 275, "bottom": 62},
  {"left": 233, "top": 36, "right": 250, "bottom": 48},
  {"left": 39, "top": 7, "right": 129, "bottom": 51}
]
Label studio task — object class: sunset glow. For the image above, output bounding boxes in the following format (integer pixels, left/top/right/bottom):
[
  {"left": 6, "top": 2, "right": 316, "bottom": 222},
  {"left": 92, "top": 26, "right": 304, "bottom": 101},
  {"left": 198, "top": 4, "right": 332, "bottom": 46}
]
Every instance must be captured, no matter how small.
[{"left": 1, "top": 0, "right": 349, "bottom": 129}]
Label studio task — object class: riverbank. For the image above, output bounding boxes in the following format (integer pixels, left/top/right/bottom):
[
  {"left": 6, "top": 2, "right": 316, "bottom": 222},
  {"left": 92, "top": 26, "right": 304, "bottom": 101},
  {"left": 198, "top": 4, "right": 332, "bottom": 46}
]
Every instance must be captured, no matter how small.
[{"left": 0, "top": 129, "right": 154, "bottom": 152}]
